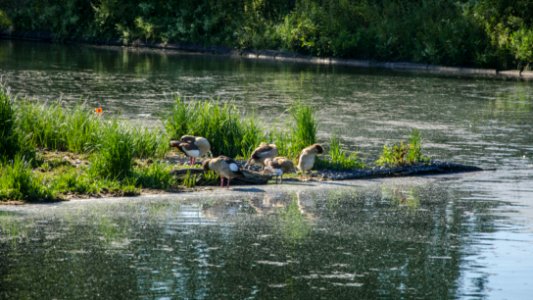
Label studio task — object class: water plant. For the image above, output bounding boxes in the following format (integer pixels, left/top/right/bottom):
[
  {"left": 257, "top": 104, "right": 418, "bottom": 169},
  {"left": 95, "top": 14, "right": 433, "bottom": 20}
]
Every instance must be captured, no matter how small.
[
  {"left": 133, "top": 161, "right": 175, "bottom": 189},
  {"left": 315, "top": 135, "right": 365, "bottom": 170},
  {"left": 376, "top": 129, "right": 430, "bottom": 167},
  {"left": 90, "top": 122, "right": 134, "bottom": 180},
  {"left": 0, "top": 90, "right": 19, "bottom": 159},
  {"left": 0, "top": 155, "right": 56, "bottom": 202},
  {"left": 165, "top": 98, "right": 262, "bottom": 158}
]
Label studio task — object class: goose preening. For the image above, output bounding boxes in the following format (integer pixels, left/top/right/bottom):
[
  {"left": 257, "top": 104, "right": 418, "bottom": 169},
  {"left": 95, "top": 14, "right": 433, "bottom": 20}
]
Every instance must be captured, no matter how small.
[
  {"left": 245, "top": 143, "right": 278, "bottom": 169},
  {"left": 263, "top": 157, "right": 295, "bottom": 183},
  {"left": 170, "top": 135, "right": 211, "bottom": 165},
  {"left": 203, "top": 156, "right": 243, "bottom": 188},
  {"left": 298, "top": 144, "right": 324, "bottom": 179}
]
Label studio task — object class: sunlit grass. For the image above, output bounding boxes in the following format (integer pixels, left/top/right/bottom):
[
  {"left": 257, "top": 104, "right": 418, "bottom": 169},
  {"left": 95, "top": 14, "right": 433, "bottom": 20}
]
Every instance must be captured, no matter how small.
[
  {"left": 165, "top": 98, "right": 262, "bottom": 158},
  {"left": 315, "top": 135, "right": 365, "bottom": 170},
  {"left": 376, "top": 129, "right": 430, "bottom": 167}
]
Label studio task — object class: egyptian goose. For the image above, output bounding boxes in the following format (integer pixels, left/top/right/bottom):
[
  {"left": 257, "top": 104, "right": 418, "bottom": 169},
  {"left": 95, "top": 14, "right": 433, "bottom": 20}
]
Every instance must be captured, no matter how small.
[
  {"left": 263, "top": 157, "right": 295, "bottom": 183},
  {"left": 170, "top": 135, "right": 211, "bottom": 165},
  {"left": 203, "top": 156, "right": 243, "bottom": 187},
  {"left": 245, "top": 143, "right": 278, "bottom": 168},
  {"left": 297, "top": 144, "right": 324, "bottom": 179}
]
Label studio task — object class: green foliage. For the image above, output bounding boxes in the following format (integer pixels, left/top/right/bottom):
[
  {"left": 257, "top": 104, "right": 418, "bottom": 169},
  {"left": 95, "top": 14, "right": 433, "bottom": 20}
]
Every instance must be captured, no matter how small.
[
  {"left": 133, "top": 161, "right": 174, "bottom": 189},
  {"left": 15, "top": 101, "right": 101, "bottom": 153},
  {"left": 315, "top": 135, "right": 365, "bottom": 171},
  {"left": 0, "top": 90, "right": 19, "bottom": 159},
  {"left": 289, "top": 101, "right": 316, "bottom": 152},
  {"left": 0, "top": 9, "right": 12, "bottom": 30},
  {"left": 5, "top": 0, "right": 533, "bottom": 69},
  {"left": 165, "top": 98, "right": 262, "bottom": 158},
  {"left": 376, "top": 129, "right": 430, "bottom": 167},
  {"left": 90, "top": 123, "right": 134, "bottom": 180},
  {"left": 0, "top": 156, "right": 56, "bottom": 202},
  {"left": 182, "top": 170, "right": 198, "bottom": 188}
]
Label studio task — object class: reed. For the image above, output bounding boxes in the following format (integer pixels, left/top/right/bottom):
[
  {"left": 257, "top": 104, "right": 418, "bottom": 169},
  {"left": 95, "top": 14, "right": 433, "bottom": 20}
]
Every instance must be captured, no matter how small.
[
  {"left": 315, "top": 135, "right": 365, "bottom": 170},
  {"left": 165, "top": 98, "right": 263, "bottom": 158},
  {"left": 90, "top": 122, "right": 134, "bottom": 180},
  {"left": 0, "top": 155, "right": 56, "bottom": 202},
  {"left": 0, "top": 90, "right": 19, "bottom": 159},
  {"left": 133, "top": 161, "right": 175, "bottom": 189},
  {"left": 376, "top": 129, "right": 430, "bottom": 167}
]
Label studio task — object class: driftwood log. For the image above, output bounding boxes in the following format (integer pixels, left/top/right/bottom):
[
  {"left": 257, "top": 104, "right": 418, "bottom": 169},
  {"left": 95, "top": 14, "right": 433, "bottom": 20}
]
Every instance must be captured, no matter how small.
[{"left": 170, "top": 161, "right": 484, "bottom": 185}]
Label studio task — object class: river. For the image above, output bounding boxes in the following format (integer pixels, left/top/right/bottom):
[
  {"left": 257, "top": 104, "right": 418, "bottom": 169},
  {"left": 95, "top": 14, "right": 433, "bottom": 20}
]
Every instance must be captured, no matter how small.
[{"left": 1, "top": 40, "right": 532, "bottom": 299}]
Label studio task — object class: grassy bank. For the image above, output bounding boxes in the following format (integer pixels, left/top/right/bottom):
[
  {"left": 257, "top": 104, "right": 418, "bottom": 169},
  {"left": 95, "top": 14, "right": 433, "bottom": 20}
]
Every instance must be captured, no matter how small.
[
  {"left": 1, "top": 1, "right": 533, "bottom": 70},
  {"left": 1, "top": 90, "right": 430, "bottom": 202}
]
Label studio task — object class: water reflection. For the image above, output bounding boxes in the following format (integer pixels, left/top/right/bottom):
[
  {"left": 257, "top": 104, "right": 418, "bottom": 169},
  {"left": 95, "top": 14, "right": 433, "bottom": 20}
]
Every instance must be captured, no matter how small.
[
  {"left": 1, "top": 40, "right": 532, "bottom": 170},
  {"left": 1, "top": 178, "right": 525, "bottom": 299}
]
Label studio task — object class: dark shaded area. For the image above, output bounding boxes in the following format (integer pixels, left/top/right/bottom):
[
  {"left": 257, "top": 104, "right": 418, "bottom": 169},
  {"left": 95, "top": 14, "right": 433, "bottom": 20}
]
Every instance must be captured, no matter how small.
[{"left": 1, "top": 0, "right": 532, "bottom": 69}]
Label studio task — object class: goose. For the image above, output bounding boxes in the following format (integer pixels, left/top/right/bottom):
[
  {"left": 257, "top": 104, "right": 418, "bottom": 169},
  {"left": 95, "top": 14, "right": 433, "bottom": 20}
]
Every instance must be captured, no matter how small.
[
  {"left": 245, "top": 143, "right": 278, "bottom": 169},
  {"left": 170, "top": 135, "right": 211, "bottom": 165},
  {"left": 263, "top": 157, "right": 295, "bottom": 183},
  {"left": 297, "top": 144, "right": 324, "bottom": 179},
  {"left": 203, "top": 156, "right": 243, "bottom": 188}
]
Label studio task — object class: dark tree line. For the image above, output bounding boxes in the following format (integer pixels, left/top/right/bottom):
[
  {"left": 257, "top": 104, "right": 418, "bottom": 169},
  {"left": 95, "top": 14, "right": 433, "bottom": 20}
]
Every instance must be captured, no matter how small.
[{"left": 1, "top": 0, "right": 532, "bottom": 69}]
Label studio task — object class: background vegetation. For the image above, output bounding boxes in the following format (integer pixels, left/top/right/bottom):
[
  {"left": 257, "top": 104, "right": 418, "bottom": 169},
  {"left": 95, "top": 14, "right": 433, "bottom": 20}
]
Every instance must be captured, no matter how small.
[{"left": 1, "top": 0, "right": 532, "bottom": 69}]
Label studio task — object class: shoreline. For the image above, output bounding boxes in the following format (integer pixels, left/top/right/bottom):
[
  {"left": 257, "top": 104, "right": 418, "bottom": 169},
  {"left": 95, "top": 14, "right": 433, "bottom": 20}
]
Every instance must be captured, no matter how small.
[{"left": 2, "top": 33, "right": 532, "bottom": 80}]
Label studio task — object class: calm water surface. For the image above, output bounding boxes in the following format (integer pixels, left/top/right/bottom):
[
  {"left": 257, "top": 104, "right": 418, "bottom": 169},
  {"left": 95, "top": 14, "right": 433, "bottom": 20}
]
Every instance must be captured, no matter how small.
[{"left": 1, "top": 40, "right": 533, "bottom": 299}]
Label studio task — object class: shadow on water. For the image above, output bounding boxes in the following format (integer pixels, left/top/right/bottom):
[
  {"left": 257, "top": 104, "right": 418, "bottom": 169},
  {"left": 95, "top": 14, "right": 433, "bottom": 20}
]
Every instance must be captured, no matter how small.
[{"left": 0, "top": 179, "right": 514, "bottom": 299}]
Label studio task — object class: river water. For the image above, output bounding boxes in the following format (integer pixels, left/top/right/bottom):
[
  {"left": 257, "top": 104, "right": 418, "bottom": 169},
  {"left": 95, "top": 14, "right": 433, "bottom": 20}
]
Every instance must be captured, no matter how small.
[{"left": 1, "top": 40, "right": 532, "bottom": 299}]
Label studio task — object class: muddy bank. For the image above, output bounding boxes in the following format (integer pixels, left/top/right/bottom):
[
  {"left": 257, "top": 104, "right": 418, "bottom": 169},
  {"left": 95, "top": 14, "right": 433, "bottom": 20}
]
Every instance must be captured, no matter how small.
[
  {"left": 171, "top": 161, "right": 485, "bottom": 185},
  {"left": 2, "top": 33, "right": 532, "bottom": 80}
]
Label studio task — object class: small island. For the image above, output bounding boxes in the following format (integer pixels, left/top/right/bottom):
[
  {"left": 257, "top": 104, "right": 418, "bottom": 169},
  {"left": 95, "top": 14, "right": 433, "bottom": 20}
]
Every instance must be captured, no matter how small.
[{"left": 0, "top": 89, "right": 482, "bottom": 203}]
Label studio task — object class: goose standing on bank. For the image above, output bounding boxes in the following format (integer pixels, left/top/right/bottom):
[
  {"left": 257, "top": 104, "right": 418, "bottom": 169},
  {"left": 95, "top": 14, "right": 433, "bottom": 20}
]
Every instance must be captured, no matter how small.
[
  {"left": 263, "top": 157, "right": 295, "bottom": 183},
  {"left": 170, "top": 135, "right": 211, "bottom": 165},
  {"left": 203, "top": 156, "right": 243, "bottom": 188},
  {"left": 245, "top": 143, "right": 278, "bottom": 169},
  {"left": 298, "top": 144, "right": 324, "bottom": 179}
]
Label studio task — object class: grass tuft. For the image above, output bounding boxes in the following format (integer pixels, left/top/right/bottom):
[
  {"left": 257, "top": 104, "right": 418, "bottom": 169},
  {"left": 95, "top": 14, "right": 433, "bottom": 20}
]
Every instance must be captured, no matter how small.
[
  {"left": 0, "top": 155, "right": 56, "bottom": 202},
  {"left": 315, "top": 135, "right": 365, "bottom": 170},
  {"left": 376, "top": 129, "right": 430, "bottom": 167}
]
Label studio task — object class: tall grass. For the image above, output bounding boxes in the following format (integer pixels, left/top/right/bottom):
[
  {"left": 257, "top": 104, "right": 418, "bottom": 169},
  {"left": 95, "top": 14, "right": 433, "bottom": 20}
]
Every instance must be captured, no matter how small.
[
  {"left": 15, "top": 101, "right": 101, "bottom": 153},
  {"left": 165, "top": 98, "right": 262, "bottom": 158},
  {"left": 376, "top": 129, "right": 430, "bottom": 167},
  {"left": 0, "top": 155, "right": 56, "bottom": 202},
  {"left": 315, "top": 135, "right": 365, "bottom": 171},
  {"left": 0, "top": 90, "right": 19, "bottom": 159},
  {"left": 90, "top": 122, "right": 134, "bottom": 180}
]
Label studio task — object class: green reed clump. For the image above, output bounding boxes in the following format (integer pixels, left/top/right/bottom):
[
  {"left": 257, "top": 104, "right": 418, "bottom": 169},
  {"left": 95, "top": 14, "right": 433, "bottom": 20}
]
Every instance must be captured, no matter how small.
[
  {"left": 133, "top": 161, "right": 175, "bottom": 189},
  {"left": 315, "top": 135, "right": 365, "bottom": 171},
  {"left": 16, "top": 101, "right": 102, "bottom": 153},
  {"left": 269, "top": 102, "right": 318, "bottom": 159},
  {"left": 376, "top": 129, "right": 430, "bottom": 167},
  {"left": 289, "top": 102, "right": 317, "bottom": 153},
  {"left": 90, "top": 123, "right": 134, "bottom": 180},
  {"left": 130, "top": 127, "right": 168, "bottom": 159},
  {"left": 182, "top": 170, "right": 199, "bottom": 188},
  {"left": 0, "top": 90, "right": 20, "bottom": 159},
  {"left": 165, "top": 98, "right": 263, "bottom": 158},
  {"left": 0, "top": 155, "right": 56, "bottom": 202}
]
